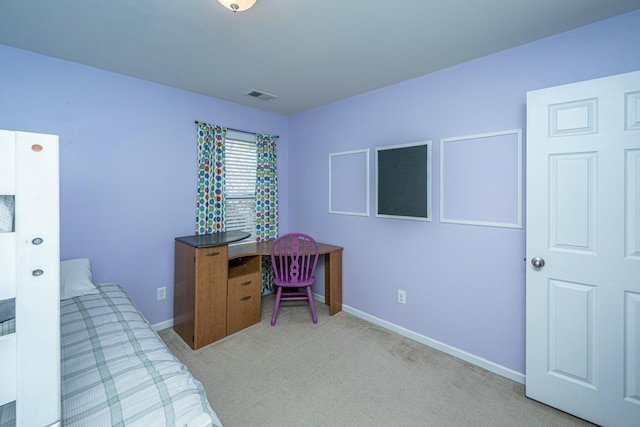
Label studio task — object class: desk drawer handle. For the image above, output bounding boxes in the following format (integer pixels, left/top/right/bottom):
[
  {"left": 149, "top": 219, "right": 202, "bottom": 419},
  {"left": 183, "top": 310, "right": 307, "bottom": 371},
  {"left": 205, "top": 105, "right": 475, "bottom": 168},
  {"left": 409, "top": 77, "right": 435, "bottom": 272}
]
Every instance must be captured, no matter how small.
[
  {"left": 241, "top": 280, "right": 252, "bottom": 286},
  {"left": 240, "top": 296, "right": 251, "bottom": 301},
  {"left": 206, "top": 252, "right": 220, "bottom": 257}
]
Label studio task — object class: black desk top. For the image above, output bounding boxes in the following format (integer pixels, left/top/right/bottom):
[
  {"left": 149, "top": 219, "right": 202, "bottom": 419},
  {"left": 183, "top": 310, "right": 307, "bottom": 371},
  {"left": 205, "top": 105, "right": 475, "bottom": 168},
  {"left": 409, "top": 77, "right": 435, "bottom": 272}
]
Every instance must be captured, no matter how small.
[{"left": 175, "top": 231, "right": 251, "bottom": 248}]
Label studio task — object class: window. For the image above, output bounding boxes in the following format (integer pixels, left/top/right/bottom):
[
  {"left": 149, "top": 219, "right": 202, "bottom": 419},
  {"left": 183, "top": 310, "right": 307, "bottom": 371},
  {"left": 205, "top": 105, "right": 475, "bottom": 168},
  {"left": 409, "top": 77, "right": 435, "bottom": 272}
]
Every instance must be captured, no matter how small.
[{"left": 225, "top": 131, "right": 257, "bottom": 239}]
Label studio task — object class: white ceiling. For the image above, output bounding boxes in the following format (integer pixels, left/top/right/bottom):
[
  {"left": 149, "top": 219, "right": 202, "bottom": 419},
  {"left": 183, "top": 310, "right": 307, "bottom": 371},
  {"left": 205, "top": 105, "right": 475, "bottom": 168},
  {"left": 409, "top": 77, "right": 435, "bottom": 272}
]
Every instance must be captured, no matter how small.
[{"left": 1, "top": 0, "right": 639, "bottom": 116}]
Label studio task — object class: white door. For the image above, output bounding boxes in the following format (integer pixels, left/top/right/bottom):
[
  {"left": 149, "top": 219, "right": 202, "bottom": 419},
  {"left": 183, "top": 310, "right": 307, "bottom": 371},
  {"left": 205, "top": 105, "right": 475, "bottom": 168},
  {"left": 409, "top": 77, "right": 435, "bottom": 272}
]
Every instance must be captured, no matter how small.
[{"left": 526, "top": 70, "right": 640, "bottom": 426}]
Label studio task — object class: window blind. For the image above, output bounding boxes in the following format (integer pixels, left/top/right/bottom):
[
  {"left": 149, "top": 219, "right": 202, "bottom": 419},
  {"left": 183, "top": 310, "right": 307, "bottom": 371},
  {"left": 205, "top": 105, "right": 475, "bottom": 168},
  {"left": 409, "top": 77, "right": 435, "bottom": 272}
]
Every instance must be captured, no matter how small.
[{"left": 225, "top": 136, "right": 257, "bottom": 239}]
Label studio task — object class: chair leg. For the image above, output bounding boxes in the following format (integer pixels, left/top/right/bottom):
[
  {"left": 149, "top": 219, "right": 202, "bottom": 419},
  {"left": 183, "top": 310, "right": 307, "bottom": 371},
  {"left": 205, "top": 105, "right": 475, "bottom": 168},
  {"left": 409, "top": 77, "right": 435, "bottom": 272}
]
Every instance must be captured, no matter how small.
[
  {"left": 306, "top": 286, "right": 317, "bottom": 324},
  {"left": 271, "top": 286, "right": 283, "bottom": 326}
]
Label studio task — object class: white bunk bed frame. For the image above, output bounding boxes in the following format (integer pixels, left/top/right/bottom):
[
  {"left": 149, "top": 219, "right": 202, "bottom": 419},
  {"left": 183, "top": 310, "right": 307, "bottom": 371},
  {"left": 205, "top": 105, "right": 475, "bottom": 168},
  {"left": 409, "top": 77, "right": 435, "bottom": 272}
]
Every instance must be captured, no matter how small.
[{"left": 0, "top": 130, "right": 61, "bottom": 426}]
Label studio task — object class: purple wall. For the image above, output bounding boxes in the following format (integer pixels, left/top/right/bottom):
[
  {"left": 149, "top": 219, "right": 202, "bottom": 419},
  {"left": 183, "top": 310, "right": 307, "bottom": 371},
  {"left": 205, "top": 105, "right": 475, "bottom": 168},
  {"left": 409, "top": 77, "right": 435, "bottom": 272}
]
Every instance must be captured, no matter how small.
[
  {"left": 0, "top": 46, "right": 289, "bottom": 325},
  {"left": 1, "top": 10, "right": 638, "bottom": 376},
  {"left": 287, "top": 10, "right": 640, "bottom": 374}
]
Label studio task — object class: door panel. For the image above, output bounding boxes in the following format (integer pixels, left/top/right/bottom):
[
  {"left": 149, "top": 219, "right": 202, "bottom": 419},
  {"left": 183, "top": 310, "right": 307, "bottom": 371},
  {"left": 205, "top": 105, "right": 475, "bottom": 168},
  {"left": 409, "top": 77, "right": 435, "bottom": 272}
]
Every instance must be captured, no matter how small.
[
  {"left": 626, "top": 149, "right": 640, "bottom": 259},
  {"left": 625, "top": 291, "right": 640, "bottom": 404},
  {"left": 548, "top": 279, "right": 596, "bottom": 386},
  {"left": 549, "top": 153, "right": 596, "bottom": 252}
]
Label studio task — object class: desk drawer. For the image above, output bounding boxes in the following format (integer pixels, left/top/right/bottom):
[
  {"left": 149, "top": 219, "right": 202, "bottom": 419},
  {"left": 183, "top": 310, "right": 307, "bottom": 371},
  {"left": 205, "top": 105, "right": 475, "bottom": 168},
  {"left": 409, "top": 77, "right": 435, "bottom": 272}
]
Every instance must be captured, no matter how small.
[
  {"left": 227, "top": 273, "right": 261, "bottom": 335},
  {"left": 227, "top": 273, "right": 261, "bottom": 297}
]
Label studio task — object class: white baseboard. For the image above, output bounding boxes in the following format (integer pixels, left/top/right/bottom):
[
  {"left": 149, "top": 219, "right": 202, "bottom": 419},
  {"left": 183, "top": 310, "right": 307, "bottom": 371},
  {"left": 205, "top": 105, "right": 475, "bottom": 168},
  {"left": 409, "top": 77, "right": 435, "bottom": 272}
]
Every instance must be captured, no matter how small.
[
  {"left": 152, "top": 318, "right": 173, "bottom": 331},
  {"left": 339, "top": 303, "right": 525, "bottom": 385}
]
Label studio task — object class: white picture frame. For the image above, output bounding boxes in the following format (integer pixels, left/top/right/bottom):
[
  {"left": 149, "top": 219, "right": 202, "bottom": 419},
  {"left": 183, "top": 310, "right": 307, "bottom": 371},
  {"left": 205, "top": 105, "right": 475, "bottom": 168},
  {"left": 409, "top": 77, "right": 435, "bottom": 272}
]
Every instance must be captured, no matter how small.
[
  {"left": 440, "top": 129, "right": 522, "bottom": 228},
  {"left": 329, "top": 149, "right": 370, "bottom": 216}
]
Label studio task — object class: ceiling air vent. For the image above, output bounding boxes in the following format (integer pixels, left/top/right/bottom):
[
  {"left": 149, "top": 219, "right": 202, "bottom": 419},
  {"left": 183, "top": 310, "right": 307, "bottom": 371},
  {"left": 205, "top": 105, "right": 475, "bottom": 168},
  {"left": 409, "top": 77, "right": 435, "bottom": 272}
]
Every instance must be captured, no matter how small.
[{"left": 245, "top": 90, "right": 277, "bottom": 101}]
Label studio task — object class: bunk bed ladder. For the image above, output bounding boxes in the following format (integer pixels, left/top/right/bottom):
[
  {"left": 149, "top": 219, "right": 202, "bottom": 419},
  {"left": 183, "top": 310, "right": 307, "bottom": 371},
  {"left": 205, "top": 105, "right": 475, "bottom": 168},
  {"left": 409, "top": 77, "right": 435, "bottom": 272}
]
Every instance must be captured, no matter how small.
[{"left": 0, "top": 130, "right": 61, "bottom": 426}]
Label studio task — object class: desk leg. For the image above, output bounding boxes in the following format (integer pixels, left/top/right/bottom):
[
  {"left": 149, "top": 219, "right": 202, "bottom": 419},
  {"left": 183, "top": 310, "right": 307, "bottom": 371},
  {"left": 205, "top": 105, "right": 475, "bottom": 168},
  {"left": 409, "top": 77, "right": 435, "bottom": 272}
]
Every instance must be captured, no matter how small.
[{"left": 324, "top": 250, "right": 343, "bottom": 315}]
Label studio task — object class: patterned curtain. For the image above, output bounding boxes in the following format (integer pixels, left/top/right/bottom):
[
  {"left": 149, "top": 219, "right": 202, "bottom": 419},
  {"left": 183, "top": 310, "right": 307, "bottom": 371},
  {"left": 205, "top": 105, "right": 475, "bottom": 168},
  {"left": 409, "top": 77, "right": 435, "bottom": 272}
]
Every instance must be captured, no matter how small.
[
  {"left": 255, "top": 133, "right": 278, "bottom": 241},
  {"left": 256, "top": 133, "right": 279, "bottom": 292},
  {"left": 195, "top": 122, "right": 227, "bottom": 235}
]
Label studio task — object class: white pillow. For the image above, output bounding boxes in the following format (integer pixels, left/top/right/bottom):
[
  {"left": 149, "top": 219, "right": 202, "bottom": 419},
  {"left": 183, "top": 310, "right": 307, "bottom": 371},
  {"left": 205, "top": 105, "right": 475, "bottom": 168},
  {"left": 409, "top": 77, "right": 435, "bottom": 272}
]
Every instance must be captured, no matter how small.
[{"left": 60, "top": 258, "right": 99, "bottom": 300}]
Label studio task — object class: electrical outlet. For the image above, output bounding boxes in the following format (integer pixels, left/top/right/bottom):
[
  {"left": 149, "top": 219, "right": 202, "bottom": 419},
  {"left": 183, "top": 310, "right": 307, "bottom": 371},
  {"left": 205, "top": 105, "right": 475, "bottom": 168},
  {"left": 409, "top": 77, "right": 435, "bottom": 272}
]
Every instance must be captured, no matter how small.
[
  {"left": 157, "top": 287, "right": 166, "bottom": 301},
  {"left": 398, "top": 289, "right": 406, "bottom": 304}
]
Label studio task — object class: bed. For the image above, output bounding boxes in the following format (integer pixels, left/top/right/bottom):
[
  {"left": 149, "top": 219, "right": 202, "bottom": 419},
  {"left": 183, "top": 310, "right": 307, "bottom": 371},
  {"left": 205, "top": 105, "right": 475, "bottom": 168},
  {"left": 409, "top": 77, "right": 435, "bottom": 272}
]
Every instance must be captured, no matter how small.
[
  {"left": 1, "top": 259, "right": 223, "bottom": 427},
  {"left": 60, "top": 282, "right": 222, "bottom": 426}
]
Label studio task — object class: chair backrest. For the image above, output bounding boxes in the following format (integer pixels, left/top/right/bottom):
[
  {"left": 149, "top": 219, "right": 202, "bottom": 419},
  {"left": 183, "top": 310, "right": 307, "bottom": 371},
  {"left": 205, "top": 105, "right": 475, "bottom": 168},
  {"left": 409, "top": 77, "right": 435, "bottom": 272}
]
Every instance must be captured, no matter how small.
[{"left": 270, "top": 233, "right": 319, "bottom": 285}]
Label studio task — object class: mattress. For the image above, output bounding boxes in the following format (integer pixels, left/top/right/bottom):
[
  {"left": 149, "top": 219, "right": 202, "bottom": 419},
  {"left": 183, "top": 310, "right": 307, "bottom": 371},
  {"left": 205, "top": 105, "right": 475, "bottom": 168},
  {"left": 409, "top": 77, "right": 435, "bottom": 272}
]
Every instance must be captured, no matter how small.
[
  {"left": 0, "top": 298, "right": 14, "bottom": 336},
  {"left": 60, "top": 283, "right": 222, "bottom": 427}
]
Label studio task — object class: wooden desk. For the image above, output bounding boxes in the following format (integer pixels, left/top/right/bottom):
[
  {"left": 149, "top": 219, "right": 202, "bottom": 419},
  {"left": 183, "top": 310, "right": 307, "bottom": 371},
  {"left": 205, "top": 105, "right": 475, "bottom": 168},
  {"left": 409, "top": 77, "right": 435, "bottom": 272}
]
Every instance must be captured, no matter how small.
[
  {"left": 174, "top": 233, "right": 343, "bottom": 349},
  {"left": 228, "top": 240, "right": 343, "bottom": 316}
]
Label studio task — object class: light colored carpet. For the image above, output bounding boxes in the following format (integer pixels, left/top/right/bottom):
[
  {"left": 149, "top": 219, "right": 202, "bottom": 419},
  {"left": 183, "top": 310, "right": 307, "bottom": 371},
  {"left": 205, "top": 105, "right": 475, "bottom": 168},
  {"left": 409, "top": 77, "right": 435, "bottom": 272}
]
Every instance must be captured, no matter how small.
[{"left": 159, "top": 295, "right": 595, "bottom": 427}]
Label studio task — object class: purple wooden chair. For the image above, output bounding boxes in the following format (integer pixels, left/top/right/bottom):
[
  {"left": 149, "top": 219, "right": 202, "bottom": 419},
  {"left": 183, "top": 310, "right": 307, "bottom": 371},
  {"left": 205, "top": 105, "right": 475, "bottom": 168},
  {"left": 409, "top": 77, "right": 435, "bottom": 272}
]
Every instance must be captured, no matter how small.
[{"left": 270, "top": 233, "right": 319, "bottom": 326}]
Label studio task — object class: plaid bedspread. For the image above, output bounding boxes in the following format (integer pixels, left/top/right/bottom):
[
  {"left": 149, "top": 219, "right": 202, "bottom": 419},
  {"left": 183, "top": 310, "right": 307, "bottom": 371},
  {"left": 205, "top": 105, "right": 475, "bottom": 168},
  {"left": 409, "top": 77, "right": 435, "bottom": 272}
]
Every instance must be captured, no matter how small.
[{"left": 60, "top": 283, "right": 222, "bottom": 427}]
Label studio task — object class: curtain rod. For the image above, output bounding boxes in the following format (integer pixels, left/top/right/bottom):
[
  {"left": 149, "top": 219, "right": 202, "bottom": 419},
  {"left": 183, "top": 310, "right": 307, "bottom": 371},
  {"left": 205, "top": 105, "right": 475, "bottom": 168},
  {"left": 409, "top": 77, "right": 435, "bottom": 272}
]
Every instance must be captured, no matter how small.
[{"left": 194, "top": 120, "right": 279, "bottom": 138}]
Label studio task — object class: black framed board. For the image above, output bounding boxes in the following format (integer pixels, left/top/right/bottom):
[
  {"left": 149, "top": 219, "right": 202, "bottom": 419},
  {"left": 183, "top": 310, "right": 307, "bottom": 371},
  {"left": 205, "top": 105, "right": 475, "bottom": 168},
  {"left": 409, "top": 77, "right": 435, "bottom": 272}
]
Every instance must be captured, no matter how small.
[{"left": 375, "top": 141, "right": 432, "bottom": 221}]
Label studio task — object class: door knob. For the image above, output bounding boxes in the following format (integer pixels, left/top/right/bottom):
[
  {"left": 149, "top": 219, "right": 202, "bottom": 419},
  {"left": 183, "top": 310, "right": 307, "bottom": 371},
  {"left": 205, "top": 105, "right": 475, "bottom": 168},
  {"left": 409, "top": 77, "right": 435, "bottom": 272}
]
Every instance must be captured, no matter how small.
[{"left": 531, "top": 257, "right": 545, "bottom": 268}]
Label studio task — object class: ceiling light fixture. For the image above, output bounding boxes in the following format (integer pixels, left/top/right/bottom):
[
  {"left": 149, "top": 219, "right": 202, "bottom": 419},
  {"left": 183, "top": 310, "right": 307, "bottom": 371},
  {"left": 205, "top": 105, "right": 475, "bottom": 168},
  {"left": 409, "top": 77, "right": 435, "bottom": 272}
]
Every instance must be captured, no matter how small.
[{"left": 217, "top": 0, "right": 257, "bottom": 12}]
